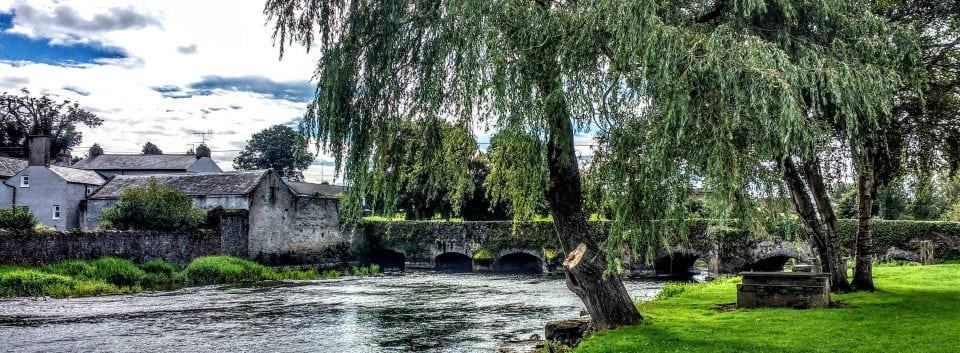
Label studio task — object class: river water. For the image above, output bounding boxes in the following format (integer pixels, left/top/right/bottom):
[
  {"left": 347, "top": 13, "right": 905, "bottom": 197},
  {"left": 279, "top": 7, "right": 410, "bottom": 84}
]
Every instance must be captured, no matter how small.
[{"left": 0, "top": 271, "right": 664, "bottom": 353}]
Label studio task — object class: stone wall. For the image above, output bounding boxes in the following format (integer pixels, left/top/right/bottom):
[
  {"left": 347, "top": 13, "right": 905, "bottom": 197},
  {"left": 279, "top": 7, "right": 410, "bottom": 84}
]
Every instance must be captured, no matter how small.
[
  {"left": 245, "top": 173, "right": 348, "bottom": 265},
  {"left": 0, "top": 230, "right": 222, "bottom": 266}
]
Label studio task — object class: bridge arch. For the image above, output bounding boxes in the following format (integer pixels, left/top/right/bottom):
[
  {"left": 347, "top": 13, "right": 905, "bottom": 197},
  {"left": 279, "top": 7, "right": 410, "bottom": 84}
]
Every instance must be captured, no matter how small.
[
  {"left": 747, "top": 243, "right": 807, "bottom": 272},
  {"left": 654, "top": 249, "right": 700, "bottom": 276},
  {"left": 371, "top": 249, "right": 406, "bottom": 272},
  {"left": 493, "top": 250, "right": 543, "bottom": 274},
  {"left": 435, "top": 252, "right": 473, "bottom": 272}
]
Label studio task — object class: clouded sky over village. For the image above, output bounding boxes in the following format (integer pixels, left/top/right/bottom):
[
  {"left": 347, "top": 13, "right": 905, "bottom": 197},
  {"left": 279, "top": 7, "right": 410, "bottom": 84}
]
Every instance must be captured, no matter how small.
[{"left": 0, "top": 0, "right": 343, "bottom": 182}]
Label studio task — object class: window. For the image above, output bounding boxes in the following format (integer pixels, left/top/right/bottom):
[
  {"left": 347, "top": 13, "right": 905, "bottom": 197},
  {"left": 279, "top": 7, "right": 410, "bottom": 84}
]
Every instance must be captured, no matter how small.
[
  {"left": 20, "top": 175, "right": 29, "bottom": 187},
  {"left": 52, "top": 205, "right": 61, "bottom": 220}
]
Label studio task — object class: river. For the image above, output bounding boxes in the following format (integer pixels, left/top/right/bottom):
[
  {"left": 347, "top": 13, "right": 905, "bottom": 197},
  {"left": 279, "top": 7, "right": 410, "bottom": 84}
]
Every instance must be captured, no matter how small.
[{"left": 0, "top": 271, "right": 666, "bottom": 353}]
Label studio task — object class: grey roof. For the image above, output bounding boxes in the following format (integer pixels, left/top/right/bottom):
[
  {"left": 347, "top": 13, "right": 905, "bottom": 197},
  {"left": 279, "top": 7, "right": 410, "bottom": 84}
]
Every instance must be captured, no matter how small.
[
  {"left": 286, "top": 181, "right": 344, "bottom": 198},
  {"left": 0, "top": 157, "right": 27, "bottom": 178},
  {"left": 49, "top": 166, "right": 106, "bottom": 185},
  {"left": 72, "top": 154, "right": 199, "bottom": 171},
  {"left": 89, "top": 170, "right": 268, "bottom": 199}
]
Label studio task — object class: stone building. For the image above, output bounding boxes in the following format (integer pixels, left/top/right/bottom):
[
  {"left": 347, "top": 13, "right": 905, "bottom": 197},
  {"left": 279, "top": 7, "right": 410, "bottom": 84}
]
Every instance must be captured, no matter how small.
[
  {"left": 83, "top": 170, "right": 345, "bottom": 263},
  {"left": 71, "top": 147, "right": 222, "bottom": 178},
  {"left": 2, "top": 136, "right": 105, "bottom": 229},
  {"left": 0, "top": 156, "right": 28, "bottom": 208}
]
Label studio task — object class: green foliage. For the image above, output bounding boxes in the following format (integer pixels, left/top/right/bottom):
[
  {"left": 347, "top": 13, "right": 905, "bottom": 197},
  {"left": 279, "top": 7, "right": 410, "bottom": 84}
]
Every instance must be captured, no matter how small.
[
  {"left": 837, "top": 219, "right": 960, "bottom": 259},
  {"left": 473, "top": 248, "right": 494, "bottom": 261},
  {"left": 182, "top": 256, "right": 279, "bottom": 285},
  {"left": 1, "top": 256, "right": 334, "bottom": 298},
  {"left": 141, "top": 141, "right": 162, "bottom": 155},
  {"left": 0, "top": 206, "right": 37, "bottom": 230},
  {"left": 99, "top": 177, "right": 206, "bottom": 231},
  {"left": 88, "top": 143, "right": 104, "bottom": 157},
  {"left": 574, "top": 264, "right": 960, "bottom": 353},
  {"left": 350, "top": 264, "right": 380, "bottom": 276},
  {"left": 0, "top": 89, "right": 104, "bottom": 157},
  {"left": 0, "top": 268, "right": 120, "bottom": 297},
  {"left": 233, "top": 125, "right": 314, "bottom": 180},
  {"left": 265, "top": 0, "right": 920, "bottom": 270},
  {"left": 42, "top": 257, "right": 147, "bottom": 287}
]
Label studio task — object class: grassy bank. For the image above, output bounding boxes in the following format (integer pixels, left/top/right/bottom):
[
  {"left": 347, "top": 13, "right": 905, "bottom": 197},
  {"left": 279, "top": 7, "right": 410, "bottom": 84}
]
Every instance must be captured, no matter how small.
[
  {"left": 0, "top": 256, "right": 381, "bottom": 298},
  {"left": 573, "top": 262, "right": 960, "bottom": 353}
]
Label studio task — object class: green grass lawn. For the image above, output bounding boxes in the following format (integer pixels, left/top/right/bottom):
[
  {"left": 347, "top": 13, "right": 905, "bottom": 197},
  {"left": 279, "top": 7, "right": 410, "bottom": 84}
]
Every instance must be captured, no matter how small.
[{"left": 575, "top": 262, "right": 960, "bottom": 353}]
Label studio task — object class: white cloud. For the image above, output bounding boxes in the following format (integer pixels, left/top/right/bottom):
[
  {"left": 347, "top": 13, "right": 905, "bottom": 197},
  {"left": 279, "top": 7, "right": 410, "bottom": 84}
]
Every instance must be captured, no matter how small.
[{"left": 0, "top": 0, "right": 339, "bottom": 182}]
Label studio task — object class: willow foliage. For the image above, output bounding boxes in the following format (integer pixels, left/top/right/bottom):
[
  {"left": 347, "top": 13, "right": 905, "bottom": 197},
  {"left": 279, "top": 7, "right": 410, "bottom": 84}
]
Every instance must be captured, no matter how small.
[{"left": 267, "top": 0, "right": 918, "bottom": 260}]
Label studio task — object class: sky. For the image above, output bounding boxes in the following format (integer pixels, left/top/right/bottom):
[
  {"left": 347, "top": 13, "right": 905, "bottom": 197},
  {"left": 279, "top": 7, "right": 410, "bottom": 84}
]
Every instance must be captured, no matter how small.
[
  {"left": 0, "top": 0, "right": 602, "bottom": 183},
  {"left": 0, "top": 0, "right": 347, "bottom": 182}
]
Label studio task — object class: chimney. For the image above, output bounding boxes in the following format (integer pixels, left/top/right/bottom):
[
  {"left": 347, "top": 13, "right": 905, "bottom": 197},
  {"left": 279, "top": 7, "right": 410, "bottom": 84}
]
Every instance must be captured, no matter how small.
[
  {"left": 195, "top": 143, "right": 211, "bottom": 159},
  {"left": 28, "top": 135, "right": 51, "bottom": 166}
]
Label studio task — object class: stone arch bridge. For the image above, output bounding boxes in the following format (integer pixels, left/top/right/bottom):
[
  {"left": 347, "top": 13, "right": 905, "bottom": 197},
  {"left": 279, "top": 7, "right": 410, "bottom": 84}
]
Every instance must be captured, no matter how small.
[{"left": 357, "top": 221, "right": 813, "bottom": 276}]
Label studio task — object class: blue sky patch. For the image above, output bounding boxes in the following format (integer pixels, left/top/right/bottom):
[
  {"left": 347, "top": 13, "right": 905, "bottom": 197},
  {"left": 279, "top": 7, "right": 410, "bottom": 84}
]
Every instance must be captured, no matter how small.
[{"left": 0, "top": 12, "right": 128, "bottom": 65}]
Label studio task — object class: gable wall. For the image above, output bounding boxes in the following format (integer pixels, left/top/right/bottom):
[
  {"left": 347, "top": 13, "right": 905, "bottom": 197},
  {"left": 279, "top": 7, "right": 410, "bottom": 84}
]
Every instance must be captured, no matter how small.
[{"left": 4, "top": 166, "right": 88, "bottom": 230}]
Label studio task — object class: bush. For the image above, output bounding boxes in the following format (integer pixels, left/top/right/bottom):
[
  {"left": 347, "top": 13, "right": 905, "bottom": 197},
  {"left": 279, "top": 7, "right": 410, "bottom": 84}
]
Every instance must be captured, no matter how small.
[
  {"left": 0, "top": 207, "right": 37, "bottom": 230},
  {"left": 42, "top": 257, "right": 146, "bottom": 287},
  {"left": 139, "top": 259, "right": 179, "bottom": 275},
  {"left": 0, "top": 268, "right": 120, "bottom": 297},
  {"left": 837, "top": 219, "right": 960, "bottom": 259},
  {"left": 100, "top": 178, "right": 206, "bottom": 231},
  {"left": 182, "top": 256, "right": 279, "bottom": 285}
]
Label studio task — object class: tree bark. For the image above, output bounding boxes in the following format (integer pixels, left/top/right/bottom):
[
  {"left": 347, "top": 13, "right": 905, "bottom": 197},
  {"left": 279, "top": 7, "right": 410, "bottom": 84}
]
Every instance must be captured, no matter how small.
[
  {"left": 537, "top": 62, "right": 642, "bottom": 331},
  {"left": 799, "top": 157, "right": 851, "bottom": 292},
  {"left": 781, "top": 157, "right": 850, "bottom": 292},
  {"left": 852, "top": 163, "right": 877, "bottom": 291}
]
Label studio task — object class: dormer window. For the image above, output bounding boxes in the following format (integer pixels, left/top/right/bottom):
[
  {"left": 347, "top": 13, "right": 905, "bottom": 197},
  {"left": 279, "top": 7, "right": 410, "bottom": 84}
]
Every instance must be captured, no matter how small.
[{"left": 20, "top": 175, "right": 29, "bottom": 188}]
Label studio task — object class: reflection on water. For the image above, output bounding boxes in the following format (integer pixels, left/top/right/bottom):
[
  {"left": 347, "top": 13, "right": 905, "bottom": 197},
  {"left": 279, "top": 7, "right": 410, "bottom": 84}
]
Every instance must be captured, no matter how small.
[{"left": 0, "top": 271, "right": 663, "bottom": 353}]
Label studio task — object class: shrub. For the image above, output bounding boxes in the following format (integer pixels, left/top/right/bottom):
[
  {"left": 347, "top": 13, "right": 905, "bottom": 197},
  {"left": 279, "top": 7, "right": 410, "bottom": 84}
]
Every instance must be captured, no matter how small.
[
  {"left": 88, "top": 257, "right": 147, "bottom": 287},
  {"left": 100, "top": 178, "right": 206, "bottom": 231},
  {"left": 138, "top": 259, "right": 179, "bottom": 276},
  {"left": 0, "top": 207, "right": 37, "bottom": 230},
  {"left": 42, "top": 257, "right": 147, "bottom": 287},
  {"left": 351, "top": 264, "right": 380, "bottom": 276},
  {"left": 0, "top": 268, "right": 120, "bottom": 297},
  {"left": 183, "top": 256, "right": 279, "bottom": 285},
  {"left": 836, "top": 219, "right": 960, "bottom": 259}
]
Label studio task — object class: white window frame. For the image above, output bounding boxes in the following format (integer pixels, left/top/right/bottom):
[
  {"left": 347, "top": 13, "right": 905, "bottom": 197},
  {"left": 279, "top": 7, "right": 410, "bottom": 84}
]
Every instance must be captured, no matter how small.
[
  {"left": 20, "top": 175, "right": 29, "bottom": 187},
  {"left": 52, "top": 205, "right": 61, "bottom": 220}
]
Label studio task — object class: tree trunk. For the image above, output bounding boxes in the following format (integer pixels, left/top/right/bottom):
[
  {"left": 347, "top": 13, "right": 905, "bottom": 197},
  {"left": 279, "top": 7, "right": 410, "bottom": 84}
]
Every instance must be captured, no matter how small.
[
  {"left": 781, "top": 157, "right": 850, "bottom": 292},
  {"left": 799, "top": 157, "right": 851, "bottom": 292},
  {"left": 537, "top": 63, "right": 642, "bottom": 331},
  {"left": 852, "top": 165, "right": 876, "bottom": 291}
]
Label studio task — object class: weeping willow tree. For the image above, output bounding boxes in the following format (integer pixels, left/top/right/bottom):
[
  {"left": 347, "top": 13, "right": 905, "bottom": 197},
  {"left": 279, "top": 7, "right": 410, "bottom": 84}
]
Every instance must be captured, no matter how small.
[{"left": 266, "top": 0, "right": 916, "bottom": 327}]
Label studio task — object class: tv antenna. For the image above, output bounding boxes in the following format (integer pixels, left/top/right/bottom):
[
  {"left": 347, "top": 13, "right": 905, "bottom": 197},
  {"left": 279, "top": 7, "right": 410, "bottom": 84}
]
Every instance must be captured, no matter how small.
[{"left": 193, "top": 130, "right": 214, "bottom": 143}]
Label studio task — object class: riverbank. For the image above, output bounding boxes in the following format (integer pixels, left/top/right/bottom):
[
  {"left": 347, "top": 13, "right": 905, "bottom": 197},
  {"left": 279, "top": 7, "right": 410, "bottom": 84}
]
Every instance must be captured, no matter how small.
[
  {"left": 0, "top": 256, "right": 379, "bottom": 298},
  {"left": 572, "top": 262, "right": 960, "bottom": 353}
]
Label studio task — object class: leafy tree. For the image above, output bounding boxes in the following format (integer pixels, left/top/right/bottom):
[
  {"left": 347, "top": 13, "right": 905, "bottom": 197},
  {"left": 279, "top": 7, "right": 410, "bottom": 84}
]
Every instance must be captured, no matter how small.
[
  {"left": 0, "top": 89, "right": 103, "bottom": 157},
  {"left": 141, "top": 142, "right": 163, "bottom": 155},
  {"left": 233, "top": 125, "right": 314, "bottom": 180},
  {"left": 0, "top": 206, "right": 37, "bottom": 231},
  {"left": 100, "top": 178, "right": 206, "bottom": 231},
  {"left": 88, "top": 143, "right": 104, "bottom": 157},
  {"left": 267, "top": 0, "right": 915, "bottom": 325}
]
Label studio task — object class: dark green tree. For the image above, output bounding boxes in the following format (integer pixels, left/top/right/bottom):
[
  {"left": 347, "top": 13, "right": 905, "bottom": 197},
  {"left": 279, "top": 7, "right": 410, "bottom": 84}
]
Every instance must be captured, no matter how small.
[
  {"left": 267, "top": 0, "right": 916, "bottom": 325},
  {"left": 88, "top": 143, "right": 104, "bottom": 157},
  {"left": 233, "top": 125, "right": 314, "bottom": 180},
  {"left": 100, "top": 178, "right": 206, "bottom": 231},
  {"left": 0, "top": 89, "right": 103, "bottom": 157},
  {"left": 141, "top": 142, "right": 163, "bottom": 155}
]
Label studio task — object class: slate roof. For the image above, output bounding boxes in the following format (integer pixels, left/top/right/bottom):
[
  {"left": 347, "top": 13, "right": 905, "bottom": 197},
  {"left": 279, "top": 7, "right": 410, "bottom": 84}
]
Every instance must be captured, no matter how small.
[
  {"left": 89, "top": 170, "right": 268, "bottom": 199},
  {"left": 72, "top": 154, "right": 199, "bottom": 171},
  {"left": 49, "top": 166, "right": 106, "bottom": 185},
  {"left": 0, "top": 157, "right": 27, "bottom": 178},
  {"left": 286, "top": 181, "right": 344, "bottom": 198}
]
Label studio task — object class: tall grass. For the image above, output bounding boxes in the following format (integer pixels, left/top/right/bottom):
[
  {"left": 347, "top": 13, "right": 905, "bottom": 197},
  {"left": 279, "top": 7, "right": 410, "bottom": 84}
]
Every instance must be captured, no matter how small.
[{"left": 2, "top": 256, "right": 379, "bottom": 298}]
